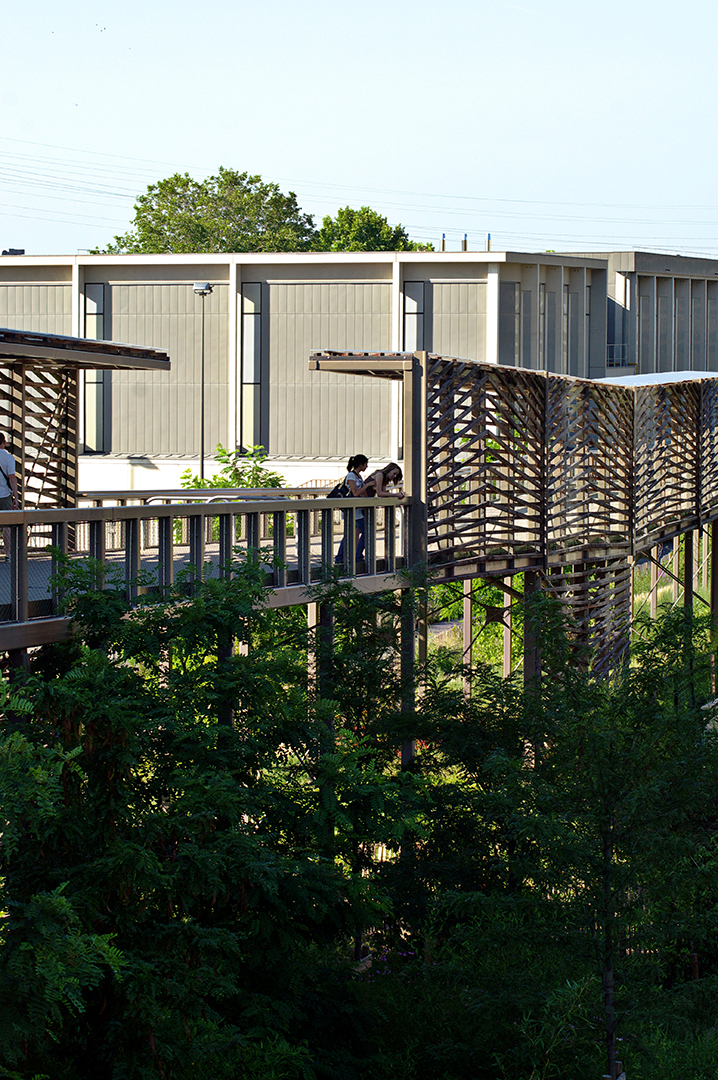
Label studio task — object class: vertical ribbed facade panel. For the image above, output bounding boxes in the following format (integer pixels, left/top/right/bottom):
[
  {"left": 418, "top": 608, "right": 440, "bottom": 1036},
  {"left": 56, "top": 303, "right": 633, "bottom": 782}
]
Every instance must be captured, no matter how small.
[
  {"left": 431, "top": 282, "right": 487, "bottom": 361},
  {"left": 268, "top": 283, "right": 392, "bottom": 458},
  {"left": 108, "top": 284, "right": 229, "bottom": 455},
  {"left": 0, "top": 285, "right": 72, "bottom": 334}
]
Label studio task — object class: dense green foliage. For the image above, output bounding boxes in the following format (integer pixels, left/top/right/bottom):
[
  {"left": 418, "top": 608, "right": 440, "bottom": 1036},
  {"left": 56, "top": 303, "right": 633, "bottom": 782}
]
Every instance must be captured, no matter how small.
[
  {"left": 95, "top": 169, "right": 431, "bottom": 255},
  {"left": 2, "top": 564, "right": 718, "bottom": 1079},
  {"left": 180, "top": 444, "right": 285, "bottom": 490},
  {"left": 99, "top": 169, "right": 317, "bottom": 255},
  {"left": 315, "top": 206, "right": 433, "bottom": 252}
]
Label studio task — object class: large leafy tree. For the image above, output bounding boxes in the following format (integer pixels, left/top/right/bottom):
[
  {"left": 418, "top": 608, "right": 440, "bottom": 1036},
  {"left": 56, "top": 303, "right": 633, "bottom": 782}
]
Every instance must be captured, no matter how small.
[
  {"left": 100, "top": 168, "right": 317, "bottom": 254},
  {"left": 315, "top": 204, "right": 433, "bottom": 252},
  {"left": 8, "top": 557, "right": 718, "bottom": 1080},
  {"left": 0, "top": 561, "right": 411, "bottom": 1078}
]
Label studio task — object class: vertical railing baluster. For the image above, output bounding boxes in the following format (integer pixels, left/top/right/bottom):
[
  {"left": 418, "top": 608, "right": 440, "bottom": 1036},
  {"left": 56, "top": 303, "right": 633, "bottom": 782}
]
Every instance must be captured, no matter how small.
[
  {"left": 11, "top": 523, "right": 28, "bottom": 625},
  {"left": 51, "top": 520, "right": 68, "bottom": 614},
  {"left": 89, "top": 518, "right": 106, "bottom": 589},
  {"left": 125, "top": 518, "right": 140, "bottom": 602},
  {"left": 298, "top": 508, "right": 311, "bottom": 584},
  {"left": 158, "top": 515, "right": 174, "bottom": 594},
  {"left": 218, "top": 513, "right": 234, "bottom": 577},
  {"left": 321, "top": 508, "right": 334, "bottom": 571},
  {"left": 344, "top": 506, "right": 356, "bottom": 578},
  {"left": 273, "top": 511, "right": 286, "bottom": 587},
  {"left": 385, "top": 504, "right": 396, "bottom": 573},
  {"left": 246, "top": 512, "right": 260, "bottom": 554},
  {"left": 364, "top": 505, "right": 376, "bottom": 575},
  {"left": 189, "top": 514, "right": 205, "bottom": 589}
]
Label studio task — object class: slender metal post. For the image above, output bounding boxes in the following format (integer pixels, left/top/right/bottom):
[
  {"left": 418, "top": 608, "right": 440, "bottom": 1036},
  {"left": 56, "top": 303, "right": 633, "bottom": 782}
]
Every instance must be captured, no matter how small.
[
  {"left": 307, "top": 601, "right": 335, "bottom": 710},
  {"left": 684, "top": 531, "right": 694, "bottom": 612},
  {"left": 712, "top": 523, "right": 718, "bottom": 628},
  {"left": 503, "top": 576, "right": 513, "bottom": 679},
  {"left": 405, "top": 352, "right": 428, "bottom": 571},
  {"left": 710, "top": 523, "right": 718, "bottom": 690},
  {"left": 194, "top": 282, "right": 213, "bottom": 480},
  {"left": 200, "top": 295, "right": 206, "bottom": 480},
  {"left": 400, "top": 589, "right": 416, "bottom": 770},
  {"left": 319, "top": 601, "right": 335, "bottom": 701},
  {"left": 650, "top": 545, "right": 658, "bottom": 619},
  {"left": 463, "top": 578, "right": 472, "bottom": 699},
  {"left": 523, "top": 570, "right": 541, "bottom": 686}
]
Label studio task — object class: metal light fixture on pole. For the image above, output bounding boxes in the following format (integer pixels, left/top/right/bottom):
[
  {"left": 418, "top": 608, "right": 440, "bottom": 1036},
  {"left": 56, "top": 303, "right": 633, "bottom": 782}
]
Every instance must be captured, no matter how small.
[{"left": 193, "top": 282, "right": 213, "bottom": 479}]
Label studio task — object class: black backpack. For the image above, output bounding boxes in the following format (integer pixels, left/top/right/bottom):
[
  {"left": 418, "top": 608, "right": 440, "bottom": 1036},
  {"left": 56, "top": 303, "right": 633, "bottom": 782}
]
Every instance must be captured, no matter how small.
[{"left": 327, "top": 480, "right": 351, "bottom": 499}]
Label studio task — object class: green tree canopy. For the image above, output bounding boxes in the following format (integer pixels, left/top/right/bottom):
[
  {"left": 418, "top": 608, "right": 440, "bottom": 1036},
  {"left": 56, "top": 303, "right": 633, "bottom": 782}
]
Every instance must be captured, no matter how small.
[
  {"left": 99, "top": 168, "right": 317, "bottom": 254},
  {"left": 315, "top": 205, "right": 433, "bottom": 252}
]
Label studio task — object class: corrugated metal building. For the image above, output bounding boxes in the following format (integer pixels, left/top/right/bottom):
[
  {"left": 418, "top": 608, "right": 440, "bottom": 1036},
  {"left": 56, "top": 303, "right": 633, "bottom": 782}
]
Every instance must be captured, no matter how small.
[{"left": 1, "top": 248, "right": 713, "bottom": 489}]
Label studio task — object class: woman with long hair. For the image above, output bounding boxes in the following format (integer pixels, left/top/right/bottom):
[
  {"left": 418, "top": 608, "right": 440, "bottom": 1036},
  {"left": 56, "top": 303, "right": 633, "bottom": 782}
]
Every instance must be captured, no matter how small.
[
  {"left": 334, "top": 454, "right": 369, "bottom": 565},
  {"left": 335, "top": 460, "right": 405, "bottom": 566},
  {"left": 362, "top": 462, "right": 403, "bottom": 498}
]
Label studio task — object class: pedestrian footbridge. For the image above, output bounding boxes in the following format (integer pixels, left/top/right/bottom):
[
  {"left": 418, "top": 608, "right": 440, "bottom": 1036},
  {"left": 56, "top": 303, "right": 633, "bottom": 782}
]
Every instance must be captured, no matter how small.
[{"left": 2, "top": 344, "right": 718, "bottom": 674}]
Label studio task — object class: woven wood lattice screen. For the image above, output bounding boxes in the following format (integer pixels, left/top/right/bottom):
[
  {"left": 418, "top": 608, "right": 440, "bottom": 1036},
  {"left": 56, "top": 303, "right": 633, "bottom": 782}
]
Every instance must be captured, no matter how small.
[
  {"left": 424, "top": 358, "right": 718, "bottom": 571},
  {"left": 422, "top": 358, "right": 718, "bottom": 670},
  {"left": 0, "top": 365, "right": 78, "bottom": 508}
]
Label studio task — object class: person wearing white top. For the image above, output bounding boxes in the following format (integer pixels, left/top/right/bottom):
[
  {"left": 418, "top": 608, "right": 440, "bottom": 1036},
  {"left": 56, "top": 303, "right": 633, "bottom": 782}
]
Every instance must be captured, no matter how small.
[
  {"left": 334, "top": 454, "right": 369, "bottom": 565},
  {"left": 0, "top": 434, "right": 18, "bottom": 559}
]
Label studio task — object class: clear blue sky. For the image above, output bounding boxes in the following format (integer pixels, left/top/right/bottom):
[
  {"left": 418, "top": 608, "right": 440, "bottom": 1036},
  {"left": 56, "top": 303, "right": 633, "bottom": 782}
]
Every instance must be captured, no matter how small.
[{"left": 2, "top": 0, "right": 717, "bottom": 257}]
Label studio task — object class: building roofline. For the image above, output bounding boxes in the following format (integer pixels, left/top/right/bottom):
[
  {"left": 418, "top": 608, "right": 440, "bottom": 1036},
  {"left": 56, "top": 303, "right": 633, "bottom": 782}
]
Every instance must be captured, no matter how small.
[{"left": 0, "top": 250, "right": 608, "bottom": 269}]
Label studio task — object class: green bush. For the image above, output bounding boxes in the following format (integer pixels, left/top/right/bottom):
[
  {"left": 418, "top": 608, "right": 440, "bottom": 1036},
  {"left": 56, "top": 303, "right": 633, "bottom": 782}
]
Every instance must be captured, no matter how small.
[
  {"left": 3, "top": 572, "right": 718, "bottom": 1079},
  {"left": 181, "top": 444, "right": 284, "bottom": 490}
]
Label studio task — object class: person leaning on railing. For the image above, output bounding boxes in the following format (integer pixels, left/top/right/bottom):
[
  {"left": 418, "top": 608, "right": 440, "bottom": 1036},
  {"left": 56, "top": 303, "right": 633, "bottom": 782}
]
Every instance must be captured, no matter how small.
[
  {"left": 353, "top": 463, "right": 405, "bottom": 563},
  {"left": 361, "top": 462, "right": 404, "bottom": 501}
]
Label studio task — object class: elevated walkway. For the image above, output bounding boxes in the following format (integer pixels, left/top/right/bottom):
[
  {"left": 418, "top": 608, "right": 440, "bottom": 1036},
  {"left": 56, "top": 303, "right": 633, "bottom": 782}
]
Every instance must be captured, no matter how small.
[{"left": 3, "top": 348, "right": 718, "bottom": 673}]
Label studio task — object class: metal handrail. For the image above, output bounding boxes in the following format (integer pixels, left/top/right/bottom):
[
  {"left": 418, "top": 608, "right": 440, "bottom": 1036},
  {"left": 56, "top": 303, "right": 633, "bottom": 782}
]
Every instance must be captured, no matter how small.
[
  {"left": 3, "top": 495, "right": 394, "bottom": 524},
  {"left": 0, "top": 495, "right": 407, "bottom": 651},
  {"left": 77, "top": 487, "right": 333, "bottom": 506}
]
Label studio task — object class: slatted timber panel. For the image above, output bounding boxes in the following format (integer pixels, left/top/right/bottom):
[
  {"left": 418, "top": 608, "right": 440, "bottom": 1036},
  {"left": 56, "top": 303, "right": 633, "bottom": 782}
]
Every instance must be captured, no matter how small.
[
  {"left": 700, "top": 380, "right": 718, "bottom": 519},
  {"left": 634, "top": 382, "right": 699, "bottom": 549},
  {"left": 0, "top": 365, "right": 78, "bottom": 508},
  {"left": 312, "top": 351, "right": 718, "bottom": 670},
  {"left": 312, "top": 351, "right": 718, "bottom": 559},
  {"left": 546, "top": 559, "right": 632, "bottom": 674},
  {"left": 546, "top": 378, "right": 632, "bottom": 557},
  {"left": 425, "top": 357, "right": 545, "bottom": 574}
]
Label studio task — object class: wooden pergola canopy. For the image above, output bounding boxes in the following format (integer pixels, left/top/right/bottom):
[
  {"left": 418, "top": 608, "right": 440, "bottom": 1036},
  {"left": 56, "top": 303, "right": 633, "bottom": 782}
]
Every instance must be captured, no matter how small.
[
  {"left": 0, "top": 328, "right": 171, "bottom": 509},
  {"left": 0, "top": 328, "right": 170, "bottom": 371},
  {"left": 309, "top": 350, "right": 412, "bottom": 380}
]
